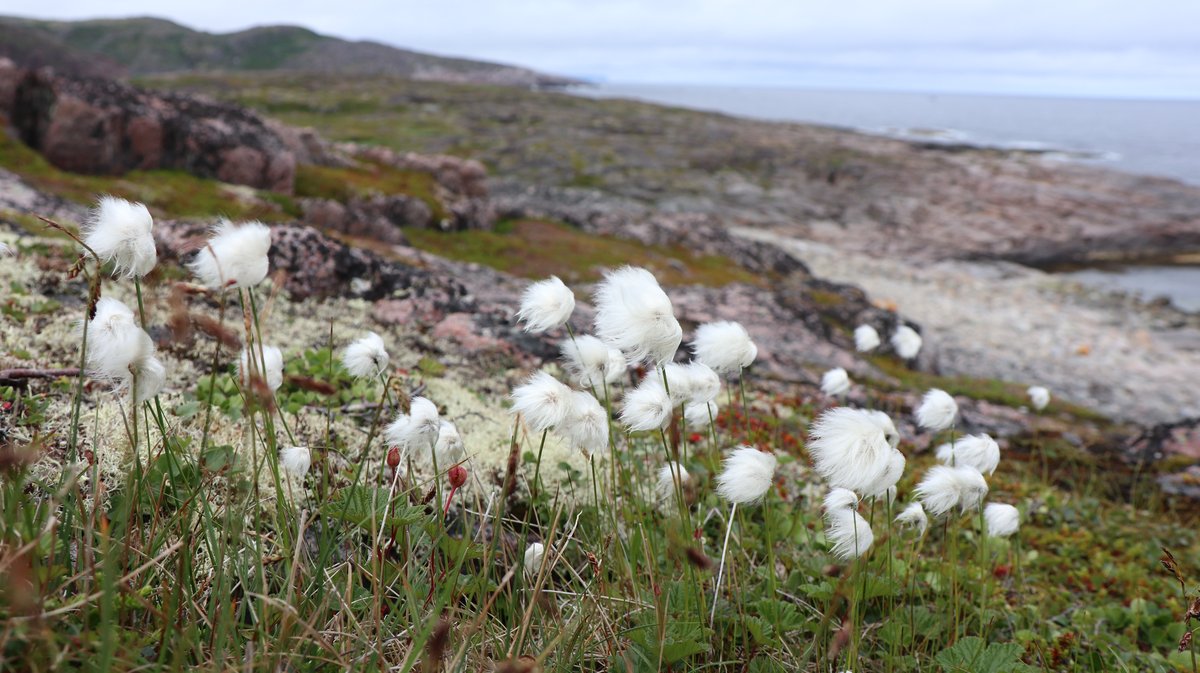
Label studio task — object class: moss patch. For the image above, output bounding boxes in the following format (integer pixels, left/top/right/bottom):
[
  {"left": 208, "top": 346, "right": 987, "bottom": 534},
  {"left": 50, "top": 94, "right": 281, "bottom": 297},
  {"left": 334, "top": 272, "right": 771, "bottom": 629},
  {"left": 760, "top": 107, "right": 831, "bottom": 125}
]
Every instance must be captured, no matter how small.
[
  {"left": 403, "top": 218, "right": 762, "bottom": 287},
  {"left": 293, "top": 162, "right": 445, "bottom": 220}
]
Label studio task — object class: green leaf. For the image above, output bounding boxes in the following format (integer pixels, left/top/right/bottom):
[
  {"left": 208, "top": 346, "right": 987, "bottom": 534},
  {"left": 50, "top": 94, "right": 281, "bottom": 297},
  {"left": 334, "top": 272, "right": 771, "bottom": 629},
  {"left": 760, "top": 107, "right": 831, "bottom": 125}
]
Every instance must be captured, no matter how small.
[
  {"left": 935, "top": 636, "right": 1036, "bottom": 673},
  {"left": 323, "top": 485, "right": 428, "bottom": 532},
  {"left": 627, "top": 620, "right": 711, "bottom": 665}
]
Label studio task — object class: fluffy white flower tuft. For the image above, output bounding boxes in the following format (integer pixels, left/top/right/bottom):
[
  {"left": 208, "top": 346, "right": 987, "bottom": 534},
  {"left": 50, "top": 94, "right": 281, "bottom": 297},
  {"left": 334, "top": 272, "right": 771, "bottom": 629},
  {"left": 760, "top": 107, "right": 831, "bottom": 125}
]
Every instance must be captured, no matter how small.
[
  {"left": 593, "top": 266, "right": 682, "bottom": 365},
  {"left": 341, "top": 332, "right": 389, "bottom": 378},
  {"left": 82, "top": 297, "right": 155, "bottom": 383},
  {"left": 83, "top": 196, "right": 157, "bottom": 278},
  {"left": 891, "top": 325, "right": 923, "bottom": 359},
  {"left": 561, "top": 390, "right": 610, "bottom": 456},
  {"left": 854, "top": 324, "right": 881, "bottom": 352},
  {"left": 935, "top": 433, "right": 1000, "bottom": 475},
  {"left": 434, "top": 420, "right": 465, "bottom": 465},
  {"left": 385, "top": 396, "right": 442, "bottom": 457},
  {"left": 715, "top": 446, "right": 777, "bottom": 505},
  {"left": 619, "top": 377, "right": 674, "bottom": 432},
  {"left": 131, "top": 355, "right": 167, "bottom": 404},
  {"left": 189, "top": 219, "right": 271, "bottom": 289},
  {"left": 685, "top": 399, "right": 719, "bottom": 429},
  {"left": 510, "top": 371, "right": 573, "bottom": 433},
  {"left": 1027, "top": 385, "right": 1051, "bottom": 411},
  {"left": 821, "top": 367, "right": 851, "bottom": 397},
  {"left": 0, "top": 242, "right": 13, "bottom": 257},
  {"left": 560, "top": 334, "right": 625, "bottom": 389},
  {"left": 238, "top": 345, "right": 284, "bottom": 392},
  {"left": 915, "top": 388, "right": 958, "bottom": 432},
  {"left": 807, "top": 407, "right": 899, "bottom": 495},
  {"left": 895, "top": 502, "right": 928, "bottom": 535},
  {"left": 915, "top": 465, "right": 989, "bottom": 517},
  {"left": 863, "top": 449, "right": 906, "bottom": 500},
  {"left": 656, "top": 462, "right": 691, "bottom": 501},
  {"left": 824, "top": 488, "right": 874, "bottom": 559},
  {"left": 518, "top": 275, "right": 575, "bottom": 333},
  {"left": 660, "top": 361, "right": 721, "bottom": 406},
  {"left": 279, "top": 446, "right": 312, "bottom": 479},
  {"left": 690, "top": 321, "right": 757, "bottom": 375},
  {"left": 984, "top": 503, "right": 1020, "bottom": 538},
  {"left": 524, "top": 542, "right": 546, "bottom": 578}
]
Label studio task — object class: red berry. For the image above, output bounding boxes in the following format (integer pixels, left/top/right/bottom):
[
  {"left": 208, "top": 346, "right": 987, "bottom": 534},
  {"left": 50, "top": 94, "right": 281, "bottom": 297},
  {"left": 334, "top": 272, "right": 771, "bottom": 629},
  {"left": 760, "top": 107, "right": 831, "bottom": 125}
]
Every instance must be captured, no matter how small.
[
  {"left": 386, "top": 447, "right": 401, "bottom": 469},
  {"left": 448, "top": 465, "right": 468, "bottom": 489}
]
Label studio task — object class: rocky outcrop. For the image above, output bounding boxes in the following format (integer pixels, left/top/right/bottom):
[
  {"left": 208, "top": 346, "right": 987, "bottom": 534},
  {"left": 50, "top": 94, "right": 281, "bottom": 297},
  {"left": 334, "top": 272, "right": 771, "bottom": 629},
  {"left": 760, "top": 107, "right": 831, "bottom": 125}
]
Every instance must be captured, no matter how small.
[
  {"left": 348, "top": 146, "right": 495, "bottom": 231},
  {"left": 299, "top": 196, "right": 429, "bottom": 244},
  {"left": 3, "top": 68, "right": 295, "bottom": 192}
]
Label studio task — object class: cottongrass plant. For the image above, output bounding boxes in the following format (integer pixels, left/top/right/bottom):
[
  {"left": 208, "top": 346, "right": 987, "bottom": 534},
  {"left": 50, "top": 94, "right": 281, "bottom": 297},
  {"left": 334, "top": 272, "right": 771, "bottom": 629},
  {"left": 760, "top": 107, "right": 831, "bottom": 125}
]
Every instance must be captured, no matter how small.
[
  {"left": 341, "top": 331, "right": 390, "bottom": 379},
  {"left": 821, "top": 367, "right": 851, "bottom": 399},
  {"left": 935, "top": 433, "right": 1000, "bottom": 476},
  {"left": 82, "top": 196, "right": 157, "bottom": 279},
  {"left": 593, "top": 265, "right": 682, "bottom": 365},
  {"left": 854, "top": 324, "right": 881, "bottom": 352},
  {"left": 188, "top": 219, "right": 272, "bottom": 289},
  {"left": 517, "top": 275, "right": 575, "bottom": 333},
  {"left": 891, "top": 324, "right": 923, "bottom": 360},
  {"left": 711, "top": 446, "right": 778, "bottom": 625},
  {"left": 808, "top": 407, "right": 900, "bottom": 494}
]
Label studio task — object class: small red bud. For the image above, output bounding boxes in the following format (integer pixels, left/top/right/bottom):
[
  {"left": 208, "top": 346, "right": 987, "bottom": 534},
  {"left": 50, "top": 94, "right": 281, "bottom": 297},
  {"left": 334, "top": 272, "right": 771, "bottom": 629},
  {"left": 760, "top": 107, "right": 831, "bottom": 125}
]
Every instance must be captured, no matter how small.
[
  {"left": 386, "top": 447, "right": 401, "bottom": 469},
  {"left": 84, "top": 450, "right": 95, "bottom": 465},
  {"left": 448, "top": 465, "right": 468, "bottom": 489}
]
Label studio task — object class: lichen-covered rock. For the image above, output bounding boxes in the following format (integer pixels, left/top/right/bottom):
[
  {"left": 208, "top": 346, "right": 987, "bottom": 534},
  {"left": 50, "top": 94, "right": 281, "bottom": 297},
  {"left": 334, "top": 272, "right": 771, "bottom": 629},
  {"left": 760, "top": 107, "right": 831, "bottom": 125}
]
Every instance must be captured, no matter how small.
[{"left": 5, "top": 68, "right": 296, "bottom": 191}]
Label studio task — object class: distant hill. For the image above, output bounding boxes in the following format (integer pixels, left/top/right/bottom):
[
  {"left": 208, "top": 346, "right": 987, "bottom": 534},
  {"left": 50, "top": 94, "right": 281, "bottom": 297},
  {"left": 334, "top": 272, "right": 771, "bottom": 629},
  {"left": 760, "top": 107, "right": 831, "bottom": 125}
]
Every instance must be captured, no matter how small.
[{"left": 0, "top": 16, "right": 577, "bottom": 87}]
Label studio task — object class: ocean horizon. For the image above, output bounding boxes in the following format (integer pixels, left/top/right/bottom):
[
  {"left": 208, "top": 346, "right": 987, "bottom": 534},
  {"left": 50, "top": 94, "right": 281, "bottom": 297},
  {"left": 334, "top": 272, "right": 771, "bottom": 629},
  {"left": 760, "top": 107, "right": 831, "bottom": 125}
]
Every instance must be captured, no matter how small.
[{"left": 572, "top": 83, "right": 1200, "bottom": 186}]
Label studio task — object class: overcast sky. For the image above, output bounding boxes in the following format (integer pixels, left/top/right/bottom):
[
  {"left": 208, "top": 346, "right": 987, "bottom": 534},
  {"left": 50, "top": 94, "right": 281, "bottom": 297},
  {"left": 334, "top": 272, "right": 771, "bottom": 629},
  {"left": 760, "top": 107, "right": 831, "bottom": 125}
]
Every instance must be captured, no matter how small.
[{"left": 8, "top": 0, "right": 1200, "bottom": 98}]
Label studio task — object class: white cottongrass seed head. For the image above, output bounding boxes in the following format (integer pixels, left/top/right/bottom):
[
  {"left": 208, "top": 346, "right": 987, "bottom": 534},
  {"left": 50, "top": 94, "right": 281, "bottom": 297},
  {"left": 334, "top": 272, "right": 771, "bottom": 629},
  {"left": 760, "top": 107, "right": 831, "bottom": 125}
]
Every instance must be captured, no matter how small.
[
  {"left": 560, "top": 334, "right": 625, "bottom": 388},
  {"left": 0, "top": 242, "right": 13, "bottom": 257},
  {"left": 984, "top": 503, "right": 1021, "bottom": 538},
  {"left": 854, "top": 324, "right": 881, "bottom": 352},
  {"left": 342, "top": 332, "right": 389, "bottom": 378},
  {"left": 131, "top": 354, "right": 167, "bottom": 404},
  {"left": 279, "top": 446, "right": 312, "bottom": 479},
  {"left": 593, "top": 266, "right": 682, "bottom": 365},
  {"left": 189, "top": 219, "right": 271, "bottom": 289},
  {"left": 619, "top": 376, "right": 674, "bottom": 432},
  {"left": 915, "top": 465, "right": 989, "bottom": 517},
  {"left": 685, "top": 399, "right": 719, "bottom": 429},
  {"left": 238, "top": 345, "right": 284, "bottom": 392},
  {"left": 916, "top": 388, "right": 958, "bottom": 432},
  {"left": 895, "top": 501, "right": 928, "bottom": 535},
  {"left": 821, "top": 367, "right": 851, "bottom": 397},
  {"left": 824, "top": 488, "right": 874, "bottom": 559},
  {"left": 82, "top": 297, "right": 155, "bottom": 383},
  {"left": 807, "top": 407, "right": 900, "bottom": 495},
  {"left": 561, "top": 390, "right": 609, "bottom": 456},
  {"left": 690, "top": 320, "right": 757, "bottom": 375},
  {"left": 1028, "top": 385, "right": 1051, "bottom": 411},
  {"left": 715, "top": 446, "right": 777, "bottom": 505},
  {"left": 518, "top": 275, "right": 575, "bottom": 333},
  {"left": 863, "top": 449, "right": 906, "bottom": 500},
  {"left": 524, "top": 542, "right": 546, "bottom": 578},
  {"left": 656, "top": 462, "right": 690, "bottom": 501},
  {"left": 385, "top": 396, "right": 442, "bottom": 456},
  {"left": 83, "top": 196, "right": 157, "bottom": 278},
  {"left": 510, "top": 370, "right": 573, "bottom": 433},
  {"left": 660, "top": 361, "right": 721, "bottom": 406},
  {"left": 434, "top": 420, "right": 465, "bottom": 465},
  {"left": 891, "top": 325, "right": 923, "bottom": 359},
  {"left": 936, "top": 433, "right": 1000, "bottom": 475}
]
